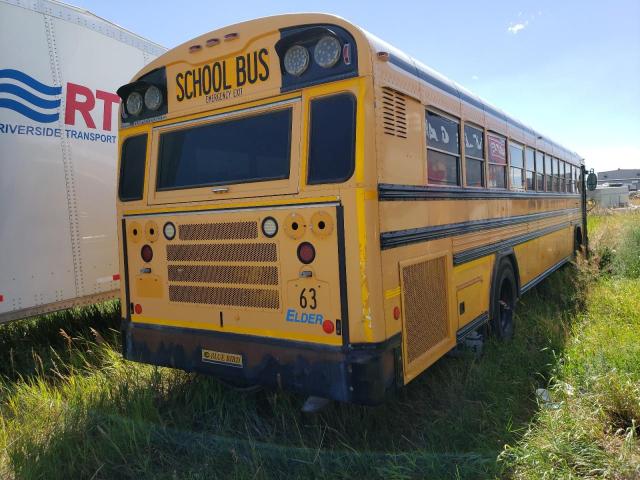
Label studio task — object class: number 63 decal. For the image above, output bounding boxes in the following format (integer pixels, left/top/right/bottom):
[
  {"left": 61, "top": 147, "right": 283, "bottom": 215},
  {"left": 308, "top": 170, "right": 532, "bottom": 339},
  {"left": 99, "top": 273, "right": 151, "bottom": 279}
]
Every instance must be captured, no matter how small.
[{"left": 299, "top": 288, "right": 317, "bottom": 309}]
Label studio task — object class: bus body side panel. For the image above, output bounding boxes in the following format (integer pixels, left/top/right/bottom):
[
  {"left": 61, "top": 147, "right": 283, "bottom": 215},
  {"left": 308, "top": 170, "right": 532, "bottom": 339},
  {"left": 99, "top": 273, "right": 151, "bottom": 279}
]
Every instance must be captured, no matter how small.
[{"left": 372, "top": 60, "right": 583, "bottom": 383}]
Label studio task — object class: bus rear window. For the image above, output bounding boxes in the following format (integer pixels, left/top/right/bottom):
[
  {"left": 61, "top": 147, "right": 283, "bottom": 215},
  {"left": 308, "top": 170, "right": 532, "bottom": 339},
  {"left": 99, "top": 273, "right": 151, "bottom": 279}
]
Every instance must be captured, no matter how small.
[
  {"left": 307, "top": 93, "right": 356, "bottom": 184},
  {"left": 118, "top": 134, "right": 147, "bottom": 201},
  {"left": 157, "top": 109, "right": 292, "bottom": 190}
]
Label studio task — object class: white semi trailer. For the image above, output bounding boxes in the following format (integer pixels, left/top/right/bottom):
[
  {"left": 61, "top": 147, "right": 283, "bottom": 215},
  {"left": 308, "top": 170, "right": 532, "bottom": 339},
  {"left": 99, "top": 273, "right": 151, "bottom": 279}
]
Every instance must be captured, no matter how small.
[{"left": 0, "top": 0, "right": 165, "bottom": 322}]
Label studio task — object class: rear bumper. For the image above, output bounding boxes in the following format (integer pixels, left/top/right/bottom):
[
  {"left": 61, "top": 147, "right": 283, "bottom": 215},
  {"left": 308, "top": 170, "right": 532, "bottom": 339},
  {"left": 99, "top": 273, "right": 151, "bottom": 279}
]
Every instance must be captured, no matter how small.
[{"left": 121, "top": 319, "right": 400, "bottom": 405}]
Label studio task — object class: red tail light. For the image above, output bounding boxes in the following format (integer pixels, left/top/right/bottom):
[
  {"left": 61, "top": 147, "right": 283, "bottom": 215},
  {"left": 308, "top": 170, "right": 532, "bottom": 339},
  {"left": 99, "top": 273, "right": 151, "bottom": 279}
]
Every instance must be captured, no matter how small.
[
  {"left": 297, "top": 242, "right": 316, "bottom": 264},
  {"left": 141, "top": 244, "right": 153, "bottom": 263},
  {"left": 322, "top": 319, "right": 335, "bottom": 334},
  {"left": 134, "top": 304, "right": 142, "bottom": 314}
]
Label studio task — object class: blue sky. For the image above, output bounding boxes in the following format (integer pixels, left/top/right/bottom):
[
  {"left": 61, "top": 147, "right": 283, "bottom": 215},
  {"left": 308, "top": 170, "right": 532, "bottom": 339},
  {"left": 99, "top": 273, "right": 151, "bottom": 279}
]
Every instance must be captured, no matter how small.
[{"left": 74, "top": 0, "right": 640, "bottom": 173}]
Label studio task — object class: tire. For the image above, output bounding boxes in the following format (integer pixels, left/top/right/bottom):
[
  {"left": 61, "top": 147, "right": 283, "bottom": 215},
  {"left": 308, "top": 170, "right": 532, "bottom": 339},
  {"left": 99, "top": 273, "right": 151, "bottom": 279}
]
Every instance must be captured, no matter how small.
[
  {"left": 574, "top": 226, "right": 584, "bottom": 254},
  {"left": 490, "top": 259, "right": 517, "bottom": 340}
]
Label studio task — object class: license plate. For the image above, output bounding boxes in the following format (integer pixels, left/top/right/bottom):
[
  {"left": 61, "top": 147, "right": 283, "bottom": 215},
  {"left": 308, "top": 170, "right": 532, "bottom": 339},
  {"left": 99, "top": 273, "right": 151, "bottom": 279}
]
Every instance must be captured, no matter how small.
[{"left": 201, "top": 349, "right": 243, "bottom": 368}]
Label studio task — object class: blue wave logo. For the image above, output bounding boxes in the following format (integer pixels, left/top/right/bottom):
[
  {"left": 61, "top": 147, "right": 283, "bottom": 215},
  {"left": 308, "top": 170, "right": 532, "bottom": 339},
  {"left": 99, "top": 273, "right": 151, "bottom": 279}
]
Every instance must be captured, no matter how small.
[{"left": 0, "top": 69, "right": 62, "bottom": 123}]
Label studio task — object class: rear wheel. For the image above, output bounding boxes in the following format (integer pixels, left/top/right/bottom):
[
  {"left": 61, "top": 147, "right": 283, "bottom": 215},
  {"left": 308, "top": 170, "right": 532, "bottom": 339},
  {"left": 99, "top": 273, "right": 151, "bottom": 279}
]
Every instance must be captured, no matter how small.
[
  {"left": 491, "top": 260, "right": 517, "bottom": 340},
  {"left": 574, "top": 226, "right": 584, "bottom": 254}
]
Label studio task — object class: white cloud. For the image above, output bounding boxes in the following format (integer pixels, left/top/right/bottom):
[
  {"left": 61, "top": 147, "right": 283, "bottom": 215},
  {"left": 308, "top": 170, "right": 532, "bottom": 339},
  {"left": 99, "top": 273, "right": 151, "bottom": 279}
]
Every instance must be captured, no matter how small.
[
  {"left": 471, "top": 75, "right": 479, "bottom": 80},
  {"left": 508, "top": 21, "right": 528, "bottom": 34},
  {"left": 580, "top": 145, "right": 640, "bottom": 174}
]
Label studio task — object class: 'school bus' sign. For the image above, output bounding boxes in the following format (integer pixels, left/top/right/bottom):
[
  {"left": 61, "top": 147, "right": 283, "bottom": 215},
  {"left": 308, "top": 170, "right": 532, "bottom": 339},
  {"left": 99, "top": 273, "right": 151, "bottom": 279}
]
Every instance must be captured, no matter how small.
[{"left": 172, "top": 48, "right": 272, "bottom": 107}]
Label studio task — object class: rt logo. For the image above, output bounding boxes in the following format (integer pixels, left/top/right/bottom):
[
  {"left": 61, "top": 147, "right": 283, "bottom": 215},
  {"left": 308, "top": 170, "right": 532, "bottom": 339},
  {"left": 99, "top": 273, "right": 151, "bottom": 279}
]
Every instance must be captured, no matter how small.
[{"left": 0, "top": 69, "right": 120, "bottom": 131}]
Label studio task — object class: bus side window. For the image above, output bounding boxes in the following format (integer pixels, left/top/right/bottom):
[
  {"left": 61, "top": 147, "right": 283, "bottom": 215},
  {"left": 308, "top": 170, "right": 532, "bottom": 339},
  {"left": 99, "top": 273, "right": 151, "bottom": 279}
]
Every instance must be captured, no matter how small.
[
  {"left": 464, "top": 124, "right": 484, "bottom": 187},
  {"left": 426, "top": 110, "right": 460, "bottom": 186},
  {"left": 307, "top": 93, "right": 356, "bottom": 185},
  {"left": 544, "top": 153, "right": 553, "bottom": 192},
  {"left": 487, "top": 133, "right": 507, "bottom": 189},
  {"left": 525, "top": 147, "right": 535, "bottom": 190},
  {"left": 535, "top": 150, "right": 544, "bottom": 191},
  {"left": 553, "top": 157, "right": 560, "bottom": 192},
  {"left": 509, "top": 141, "right": 525, "bottom": 191},
  {"left": 118, "top": 134, "right": 147, "bottom": 201}
]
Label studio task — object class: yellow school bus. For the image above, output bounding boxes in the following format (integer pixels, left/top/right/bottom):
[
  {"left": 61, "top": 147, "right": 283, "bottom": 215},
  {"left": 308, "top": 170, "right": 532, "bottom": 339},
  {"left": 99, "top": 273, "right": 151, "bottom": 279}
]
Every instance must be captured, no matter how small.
[{"left": 116, "top": 13, "right": 586, "bottom": 405}]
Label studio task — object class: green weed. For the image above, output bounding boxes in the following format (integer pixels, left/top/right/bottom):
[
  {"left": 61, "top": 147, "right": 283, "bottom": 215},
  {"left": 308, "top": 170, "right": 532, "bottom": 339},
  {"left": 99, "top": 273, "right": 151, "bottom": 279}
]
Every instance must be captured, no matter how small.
[{"left": 1, "top": 211, "right": 639, "bottom": 478}]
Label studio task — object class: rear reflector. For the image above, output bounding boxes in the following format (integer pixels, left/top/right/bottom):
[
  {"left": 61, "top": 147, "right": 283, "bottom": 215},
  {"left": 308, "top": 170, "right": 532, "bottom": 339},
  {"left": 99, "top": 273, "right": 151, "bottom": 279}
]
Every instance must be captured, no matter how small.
[
  {"left": 113, "top": 273, "right": 121, "bottom": 281},
  {"left": 0, "top": 295, "right": 3, "bottom": 302},
  {"left": 134, "top": 304, "right": 142, "bottom": 314}
]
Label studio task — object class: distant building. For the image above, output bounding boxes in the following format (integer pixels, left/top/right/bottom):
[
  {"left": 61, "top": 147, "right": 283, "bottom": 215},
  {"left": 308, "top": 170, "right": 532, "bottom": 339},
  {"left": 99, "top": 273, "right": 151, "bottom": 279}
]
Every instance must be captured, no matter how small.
[
  {"left": 597, "top": 168, "right": 640, "bottom": 191},
  {"left": 587, "top": 186, "right": 629, "bottom": 208}
]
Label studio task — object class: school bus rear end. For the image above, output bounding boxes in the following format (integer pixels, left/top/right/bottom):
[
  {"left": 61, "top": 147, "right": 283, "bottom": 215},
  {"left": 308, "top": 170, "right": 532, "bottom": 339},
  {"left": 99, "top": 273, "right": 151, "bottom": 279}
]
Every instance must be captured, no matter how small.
[{"left": 116, "top": 14, "right": 393, "bottom": 404}]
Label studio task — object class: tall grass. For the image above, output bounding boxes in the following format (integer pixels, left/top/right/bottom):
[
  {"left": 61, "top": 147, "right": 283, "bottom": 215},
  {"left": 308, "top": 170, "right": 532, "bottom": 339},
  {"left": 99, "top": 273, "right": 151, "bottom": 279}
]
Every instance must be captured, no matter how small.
[
  {"left": 0, "top": 211, "right": 638, "bottom": 479},
  {"left": 500, "top": 210, "right": 640, "bottom": 479}
]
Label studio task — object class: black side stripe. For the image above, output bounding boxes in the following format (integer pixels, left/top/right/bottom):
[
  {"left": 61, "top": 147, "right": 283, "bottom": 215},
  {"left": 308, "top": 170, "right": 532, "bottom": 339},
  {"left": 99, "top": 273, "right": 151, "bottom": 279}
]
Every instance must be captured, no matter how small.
[
  {"left": 453, "top": 221, "right": 575, "bottom": 265},
  {"left": 520, "top": 256, "right": 571, "bottom": 295},
  {"left": 379, "top": 183, "right": 581, "bottom": 201},
  {"left": 121, "top": 218, "right": 131, "bottom": 320},
  {"left": 387, "top": 53, "right": 575, "bottom": 159},
  {"left": 381, "top": 208, "right": 580, "bottom": 249},
  {"left": 336, "top": 205, "right": 350, "bottom": 346}
]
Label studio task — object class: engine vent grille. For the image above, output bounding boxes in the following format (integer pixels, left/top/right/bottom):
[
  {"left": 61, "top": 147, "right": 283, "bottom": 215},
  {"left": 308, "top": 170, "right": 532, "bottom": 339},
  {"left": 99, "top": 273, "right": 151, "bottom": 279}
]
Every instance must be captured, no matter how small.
[
  {"left": 169, "top": 285, "right": 279, "bottom": 309},
  {"left": 179, "top": 221, "right": 258, "bottom": 240},
  {"left": 381, "top": 87, "right": 407, "bottom": 138},
  {"left": 400, "top": 255, "right": 449, "bottom": 365},
  {"left": 167, "top": 243, "right": 277, "bottom": 263},
  {"left": 165, "top": 219, "right": 280, "bottom": 310},
  {"left": 168, "top": 265, "right": 278, "bottom": 285}
]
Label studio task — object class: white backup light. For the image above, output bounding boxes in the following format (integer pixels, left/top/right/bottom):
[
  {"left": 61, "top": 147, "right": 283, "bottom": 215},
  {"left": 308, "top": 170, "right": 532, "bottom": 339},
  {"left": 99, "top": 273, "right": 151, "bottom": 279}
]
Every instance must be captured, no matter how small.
[
  {"left": 163, "top": 222, "right": 176, "bottom": 240},
  {"left": 261, "top": 217, "right": 278, "bottom": 237}
]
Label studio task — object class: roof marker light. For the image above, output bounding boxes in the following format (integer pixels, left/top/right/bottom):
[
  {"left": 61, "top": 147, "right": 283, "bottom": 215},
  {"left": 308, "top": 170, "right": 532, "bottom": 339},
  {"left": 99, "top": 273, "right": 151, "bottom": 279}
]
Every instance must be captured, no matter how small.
[
  {"left": 377, "top": 51, "right": 389, "bottom": 62},
  {"left": 206, "top": 38, "right": 220, "bottom": 47},
  {"left": 343, "top": 43, "right": 352, "bottom": 65},
  {"left": 224, "top": 33, "right": 239, "bottom": 41},
  {"left": 189, "top": 45, "right": 202, "bottom": 53}
]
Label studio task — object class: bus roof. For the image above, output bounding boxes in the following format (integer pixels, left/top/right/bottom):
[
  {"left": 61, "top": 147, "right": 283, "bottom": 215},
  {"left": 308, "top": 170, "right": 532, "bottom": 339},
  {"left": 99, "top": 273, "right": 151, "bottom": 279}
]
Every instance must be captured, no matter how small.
[{"left": 132, "top": 12, "right": 582, "bottom": 164}]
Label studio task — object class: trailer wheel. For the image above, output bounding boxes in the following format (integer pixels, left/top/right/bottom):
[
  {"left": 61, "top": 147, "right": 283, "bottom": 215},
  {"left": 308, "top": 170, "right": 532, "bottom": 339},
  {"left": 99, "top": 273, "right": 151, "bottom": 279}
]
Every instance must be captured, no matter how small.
[{"left": 490, "top": 260, "right": 517, "bottom": 340}]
